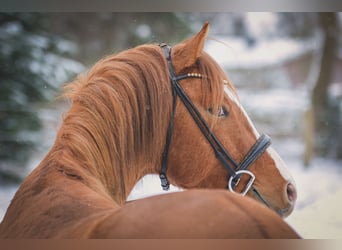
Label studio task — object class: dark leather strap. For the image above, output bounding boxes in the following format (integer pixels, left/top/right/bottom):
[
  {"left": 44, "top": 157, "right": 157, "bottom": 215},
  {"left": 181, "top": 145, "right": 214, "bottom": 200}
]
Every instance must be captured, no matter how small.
[
  {"left": 238, "top": 134, "right": 272, "bottom": 171},
  {"left": 160, "top": 43, "right": 176, "bottom": 190},
  {"left": 229, "top": 134, "right": 271, "bottom": 187}
]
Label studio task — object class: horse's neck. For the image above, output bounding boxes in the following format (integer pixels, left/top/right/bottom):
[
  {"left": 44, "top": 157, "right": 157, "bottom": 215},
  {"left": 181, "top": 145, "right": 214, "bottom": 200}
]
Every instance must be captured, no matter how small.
[
  {"left": 47, "top": 125, "right": 150, "bottom": 205},
  {"left": 44, "top": 143, "right": 146, "bottom": 205}
]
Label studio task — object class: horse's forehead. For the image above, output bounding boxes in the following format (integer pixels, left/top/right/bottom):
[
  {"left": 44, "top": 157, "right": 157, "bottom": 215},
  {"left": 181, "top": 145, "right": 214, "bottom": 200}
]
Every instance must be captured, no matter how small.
[{"left": 224, "top": 86, "right": 239, "bottom": 107}]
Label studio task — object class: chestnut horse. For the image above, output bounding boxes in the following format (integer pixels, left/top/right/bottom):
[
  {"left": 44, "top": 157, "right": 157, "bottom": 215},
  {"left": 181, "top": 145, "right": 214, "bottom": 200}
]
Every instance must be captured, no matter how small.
[{"left": 0, "top": 22, "right": 299, "bottom": 238}]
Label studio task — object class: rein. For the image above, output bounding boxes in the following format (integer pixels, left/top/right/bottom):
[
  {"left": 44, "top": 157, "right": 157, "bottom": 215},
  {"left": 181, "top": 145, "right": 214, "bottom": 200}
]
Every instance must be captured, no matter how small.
[{"left": 159, "top": 43, "right": 271, "bottom": 197}]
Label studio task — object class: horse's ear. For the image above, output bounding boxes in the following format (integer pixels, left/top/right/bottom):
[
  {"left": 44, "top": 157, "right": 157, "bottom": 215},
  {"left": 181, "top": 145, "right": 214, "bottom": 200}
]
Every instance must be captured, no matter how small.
[{"left": 172, "top": 22, "right": 209, "bottom": 71}]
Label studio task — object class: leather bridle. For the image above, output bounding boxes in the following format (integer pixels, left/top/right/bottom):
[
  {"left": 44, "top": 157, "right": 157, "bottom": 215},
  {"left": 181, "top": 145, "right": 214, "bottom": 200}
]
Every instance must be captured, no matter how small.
[{"left": 159, "top": 43, "right": 272, "bottom": 198}]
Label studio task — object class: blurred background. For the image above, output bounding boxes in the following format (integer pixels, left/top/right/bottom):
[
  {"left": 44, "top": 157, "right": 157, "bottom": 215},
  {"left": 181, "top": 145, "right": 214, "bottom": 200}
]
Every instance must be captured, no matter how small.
[{"left": 0, "top": 13, "right": 341, "bottom": 238}]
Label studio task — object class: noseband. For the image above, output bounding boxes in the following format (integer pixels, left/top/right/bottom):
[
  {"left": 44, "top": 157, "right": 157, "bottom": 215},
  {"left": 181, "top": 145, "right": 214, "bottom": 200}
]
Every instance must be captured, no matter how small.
[{"left": 159, "top": 43, "right": 271, "bottom": 197}]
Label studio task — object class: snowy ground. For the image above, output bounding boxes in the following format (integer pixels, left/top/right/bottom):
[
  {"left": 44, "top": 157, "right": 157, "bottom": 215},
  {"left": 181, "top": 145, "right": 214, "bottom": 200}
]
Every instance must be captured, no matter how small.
[
  {"left": 1, "top": 35, "right": 341, "bottom": 239},
  {"left": 285, "top": 157, "right": 342, "bottom": 239}
]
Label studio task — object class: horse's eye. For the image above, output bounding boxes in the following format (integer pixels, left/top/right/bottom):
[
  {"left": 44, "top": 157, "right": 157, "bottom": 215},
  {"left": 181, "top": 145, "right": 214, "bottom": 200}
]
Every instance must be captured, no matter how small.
[
  {"left": 217, "top": 106, "right": 229, "bottom": 117},
  {"left": 208, "top": 106, "right": 229, "bottom": 118}
]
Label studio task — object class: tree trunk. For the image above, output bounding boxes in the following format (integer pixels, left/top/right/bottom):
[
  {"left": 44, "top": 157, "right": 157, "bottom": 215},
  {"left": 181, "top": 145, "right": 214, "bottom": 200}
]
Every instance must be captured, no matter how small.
[{"left": 311, "top": 12, "right": 340, "bottom": 160}]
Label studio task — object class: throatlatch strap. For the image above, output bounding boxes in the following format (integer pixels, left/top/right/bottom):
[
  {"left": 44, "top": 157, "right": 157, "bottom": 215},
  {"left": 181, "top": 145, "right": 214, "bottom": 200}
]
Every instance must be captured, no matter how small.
[
  {"left": 160, "top": 84, "right": 177, "bottom": 191},
  {"left": 159, "top": 43, "right": 176, "bottom": 190}
]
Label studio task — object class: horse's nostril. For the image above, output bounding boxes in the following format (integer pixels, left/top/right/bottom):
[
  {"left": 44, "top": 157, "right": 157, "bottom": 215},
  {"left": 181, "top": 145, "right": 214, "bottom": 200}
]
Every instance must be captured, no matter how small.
[{"left": 287, "top": 183, "right": 297, "bottom": 203}]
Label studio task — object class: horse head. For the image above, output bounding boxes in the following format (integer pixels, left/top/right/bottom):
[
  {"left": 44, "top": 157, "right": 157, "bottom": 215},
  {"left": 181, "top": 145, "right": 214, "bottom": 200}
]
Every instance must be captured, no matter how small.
[{"left": 161, "top": 22, "right": 297, "bottom": 217}]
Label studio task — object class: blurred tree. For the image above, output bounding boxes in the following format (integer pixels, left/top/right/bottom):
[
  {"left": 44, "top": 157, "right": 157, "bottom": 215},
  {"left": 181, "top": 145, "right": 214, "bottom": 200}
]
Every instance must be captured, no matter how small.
[
  {"left": 311, "top": 12, "right": 341, "bottom": 159},
  {"left": 276, "top": 13, "right": 342, "bottom": 162},
  {"left": 0, "top": 13, "right": 83, "bottom": 183},
  {"left": 277, "top": 13, "right": 318, "bottom": 38}
]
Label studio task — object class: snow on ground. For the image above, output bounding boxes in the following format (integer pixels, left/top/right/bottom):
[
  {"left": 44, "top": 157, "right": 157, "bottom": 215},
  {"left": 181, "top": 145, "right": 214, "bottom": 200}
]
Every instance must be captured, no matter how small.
[
  {"left": 285, "top": 157, "right": 342, "bottom": 239},
  {"left": 1, "top": 36, "right": 341, "bottom": 239}
]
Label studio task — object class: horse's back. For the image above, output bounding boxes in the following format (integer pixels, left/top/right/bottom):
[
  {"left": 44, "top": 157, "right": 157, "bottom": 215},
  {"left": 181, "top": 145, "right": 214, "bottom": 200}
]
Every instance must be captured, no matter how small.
[
  {"left": 88, "top": 189, "right": 300, "bottom": 238},
  {"left": 0, "top": 166, "right": 299, "bottom": 238}
]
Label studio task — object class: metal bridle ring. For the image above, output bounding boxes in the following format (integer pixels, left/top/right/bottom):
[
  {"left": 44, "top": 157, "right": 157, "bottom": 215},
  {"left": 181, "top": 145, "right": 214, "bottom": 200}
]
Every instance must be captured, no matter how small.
[{"left": 228, "top": 170, "right": 255, "bottom": 196}]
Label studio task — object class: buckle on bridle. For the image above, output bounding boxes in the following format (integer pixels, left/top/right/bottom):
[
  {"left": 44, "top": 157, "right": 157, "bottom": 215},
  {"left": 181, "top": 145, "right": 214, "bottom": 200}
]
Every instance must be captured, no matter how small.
[{"left": 228, "top": 170, "right": 255, "bottom": 196}]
